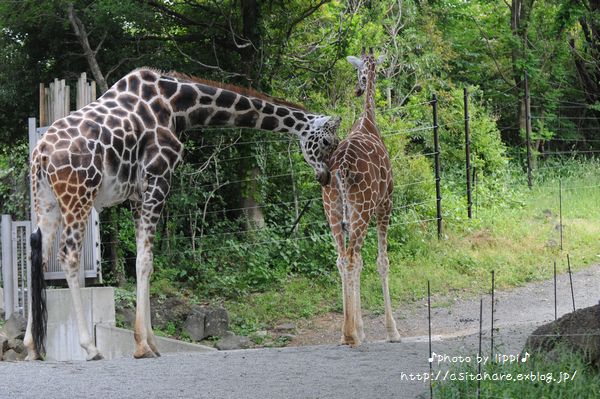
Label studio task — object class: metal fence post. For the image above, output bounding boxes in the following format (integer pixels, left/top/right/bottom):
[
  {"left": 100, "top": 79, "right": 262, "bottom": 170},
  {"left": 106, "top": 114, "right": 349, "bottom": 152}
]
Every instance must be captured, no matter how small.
[
  {"left": 524, "top": 71, "right": 533, "bottom": 188},
  {"left": 464, "top": 88, "right": 472, "bottom": 219},
  {"left": 1, "top": 215, "right": 14, "bottom": 319},
  {"left": 432, "top": 94, "right": 443, "bottom": 239}
]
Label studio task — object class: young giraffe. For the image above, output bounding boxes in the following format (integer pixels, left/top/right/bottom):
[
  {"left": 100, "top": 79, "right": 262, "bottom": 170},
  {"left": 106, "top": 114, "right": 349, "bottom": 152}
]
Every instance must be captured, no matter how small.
[
  {"left": 25, "top": 68, "right": 340, "bottom": 361},
  {"left": 322, "top": 49, "right": 400, "bottom": 347}
]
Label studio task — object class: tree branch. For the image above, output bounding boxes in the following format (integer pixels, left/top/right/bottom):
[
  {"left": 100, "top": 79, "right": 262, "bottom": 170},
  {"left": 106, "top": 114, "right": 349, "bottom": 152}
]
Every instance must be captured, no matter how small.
[{"left": 67, "top": 3, "right": 108, "bottom": 93}]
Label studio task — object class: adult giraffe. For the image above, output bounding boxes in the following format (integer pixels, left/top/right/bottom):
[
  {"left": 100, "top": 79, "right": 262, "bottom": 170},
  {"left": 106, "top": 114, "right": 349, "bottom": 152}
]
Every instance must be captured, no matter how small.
[
  {"left": 322, "top": 49, "right": 400, "bottom": 347},
  {"left": 25, "top": 68, "right": 341, "bottom": 360}
]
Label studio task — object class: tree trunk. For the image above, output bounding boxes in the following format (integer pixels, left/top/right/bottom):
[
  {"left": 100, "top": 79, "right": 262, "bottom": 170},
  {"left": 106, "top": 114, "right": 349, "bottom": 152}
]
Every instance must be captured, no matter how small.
[
  {"left": 67, "top": 4, "right": 109, "bottom": 93},
  {"left": 238, "top": 0, "right": 266, "bottom": 230},
  {"left": 68, "top": 3, "right": 122, "bottom": 283},
  {"left": 509, "top": 0, "right": 535, "bottom": 144}
]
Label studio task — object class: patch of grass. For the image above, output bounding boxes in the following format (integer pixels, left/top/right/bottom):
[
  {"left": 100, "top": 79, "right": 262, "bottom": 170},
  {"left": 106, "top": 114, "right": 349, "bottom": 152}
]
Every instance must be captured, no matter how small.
[
  {"left": 435, "top": 346, "right": 600, "bottom": 398},
  {"left": 226, "top": 276, "right": 338, "bottom": 335}
]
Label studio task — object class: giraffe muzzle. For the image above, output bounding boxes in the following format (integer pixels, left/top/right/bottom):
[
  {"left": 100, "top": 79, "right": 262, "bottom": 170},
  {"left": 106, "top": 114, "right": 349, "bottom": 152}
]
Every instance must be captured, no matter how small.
[
  {"left": 316, "top": 169, "right": 331, "bottom": 186},
  {"left": 355, "top": 86, "right": 364, "bottom": 97}
]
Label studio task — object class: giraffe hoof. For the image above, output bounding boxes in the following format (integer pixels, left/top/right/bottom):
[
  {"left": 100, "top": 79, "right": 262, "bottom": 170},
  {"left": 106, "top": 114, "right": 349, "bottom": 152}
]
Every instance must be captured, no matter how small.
[
  {"left": 134, "top": 350, "right": 157, "bottom": 359},
  {"left": 87, "top": 352, "right": 104, "bottom": 361},
  {"left": 339, "top": 336, "right": 361, "bottom": 347},
  {"left": 387, "top": 330, "right": 402, "bottom": 343}
]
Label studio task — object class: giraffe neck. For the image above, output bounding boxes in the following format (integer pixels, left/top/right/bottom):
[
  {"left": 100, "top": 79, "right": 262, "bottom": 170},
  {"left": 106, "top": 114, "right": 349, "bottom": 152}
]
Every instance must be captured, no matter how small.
[
  {"left": 171, "top": 81, "right": 316, "bottom": 135},
  {"left": 363, "top": 70, "right": 377, "bottom": 121},
  {"left": 107, "top": 69, "right": 322, "bottom": 137}
]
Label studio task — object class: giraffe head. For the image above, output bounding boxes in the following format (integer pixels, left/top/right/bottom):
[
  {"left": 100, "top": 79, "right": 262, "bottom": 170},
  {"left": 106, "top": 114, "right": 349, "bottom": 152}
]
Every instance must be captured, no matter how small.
[
  {"left": 347, "top": 47, "right": 385, "bottom": 97},
  {"left": 300, "top": 115, "right": 341, "bottom": 186}
]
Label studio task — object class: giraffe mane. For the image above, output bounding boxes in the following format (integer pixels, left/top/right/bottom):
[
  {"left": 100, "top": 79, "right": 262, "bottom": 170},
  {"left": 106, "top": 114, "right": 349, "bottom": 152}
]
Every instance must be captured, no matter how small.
[{"left": 164, "top": 70, "right": 307, "bottom": 111}]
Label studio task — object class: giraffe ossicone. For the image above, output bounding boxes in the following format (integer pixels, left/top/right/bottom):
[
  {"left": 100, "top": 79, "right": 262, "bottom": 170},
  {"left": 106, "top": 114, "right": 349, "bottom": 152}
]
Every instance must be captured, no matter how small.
[
  {"left": 322, "top": 49, "right": 400, "bottom": 347},
  {"left": 24, "top": 67, "right": 341, "bottom": 361}
]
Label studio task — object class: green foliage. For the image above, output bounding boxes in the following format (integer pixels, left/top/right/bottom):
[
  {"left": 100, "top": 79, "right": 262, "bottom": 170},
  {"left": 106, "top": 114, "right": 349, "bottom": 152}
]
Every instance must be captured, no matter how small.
[{"left": 0, "top": 142, "right": 30, "bottom": 220}]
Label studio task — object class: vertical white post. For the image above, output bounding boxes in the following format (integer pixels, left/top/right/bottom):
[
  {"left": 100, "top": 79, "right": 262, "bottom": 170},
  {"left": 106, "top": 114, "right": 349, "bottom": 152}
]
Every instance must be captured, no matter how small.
[{"left": 1, "top": 215, "right": 14, "bottom": 319}]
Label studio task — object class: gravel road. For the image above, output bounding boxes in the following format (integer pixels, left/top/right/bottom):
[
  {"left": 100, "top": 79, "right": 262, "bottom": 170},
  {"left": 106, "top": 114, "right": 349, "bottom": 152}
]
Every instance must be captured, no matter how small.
[{"left": 1, "top": 265, "right": 598, "bottom": 399}]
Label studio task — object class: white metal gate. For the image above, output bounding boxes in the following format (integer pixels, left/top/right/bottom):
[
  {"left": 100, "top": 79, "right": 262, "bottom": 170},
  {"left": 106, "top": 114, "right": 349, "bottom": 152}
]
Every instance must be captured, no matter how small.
[{"left": 1, "top": 216, "right": 30, "bottom": 318}]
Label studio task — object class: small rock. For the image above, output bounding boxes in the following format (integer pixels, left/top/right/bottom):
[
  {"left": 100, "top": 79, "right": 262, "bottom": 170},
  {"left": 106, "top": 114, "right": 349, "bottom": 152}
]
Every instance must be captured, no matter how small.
[
  {"left": 7, "top": 339, "right": 24, "bottom": 354},
  {"left": 216, "top": 334, "right": 251, "bottom": 350},
  {"left": 2, "top": 313, "right": 26, "bottom": 340},
  {"left": 183, "top": 311, "right": 206, "bottom": 341},
  {"left": 274, "top": 323, "right": 296, "bottom": 332},
  {"left": 204, "top": 307, "right": 229, "bottom": 338},
  {"left": 255, "top": 330, "right": 269, "bottom": 338},
  {"left": 279, "top": 334, "right": 295, "bottom": 341},
  {"left": 151, "top": 297, "right": 191, "bottom": 330},
  {"left": 2, "top": 349, "right": 26, "bottom": 361}
]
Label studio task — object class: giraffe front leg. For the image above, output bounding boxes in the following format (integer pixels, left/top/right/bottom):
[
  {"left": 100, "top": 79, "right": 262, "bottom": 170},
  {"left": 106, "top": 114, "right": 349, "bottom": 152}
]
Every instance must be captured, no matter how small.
[
  {"left": 133, "top": 232, "right": 157, "bottom": 359},
  {"left": 131, "top": 186, "right": 165, "bottom": 359}
]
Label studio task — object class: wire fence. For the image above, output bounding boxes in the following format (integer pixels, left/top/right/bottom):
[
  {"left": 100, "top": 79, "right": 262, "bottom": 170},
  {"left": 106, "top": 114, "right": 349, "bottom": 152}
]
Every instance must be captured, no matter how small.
[
  {"left": 94, "top": 82, "right": 599, "bottom": 273},
  {"left": 425, "top": 247, "right": 600, "bottom": 398}
]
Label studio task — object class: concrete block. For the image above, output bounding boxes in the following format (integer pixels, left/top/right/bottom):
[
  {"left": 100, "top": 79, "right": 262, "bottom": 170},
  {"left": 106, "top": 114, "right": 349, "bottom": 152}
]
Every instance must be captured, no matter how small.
[
  {"left": 95, "top": 323, "right": 215, "bottom": 360},
  {"left": 45, "top": 287, "right": 115, "bottom": 361}
]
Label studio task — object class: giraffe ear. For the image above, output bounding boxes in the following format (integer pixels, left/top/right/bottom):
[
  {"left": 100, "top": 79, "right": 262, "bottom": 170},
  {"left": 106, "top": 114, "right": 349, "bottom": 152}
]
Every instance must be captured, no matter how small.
[
  {"left": 376, "top": 55, "right": 385, "bottom": 65},
  {"left": 346, "top": 56, "right": 363, "bottom": 69}
]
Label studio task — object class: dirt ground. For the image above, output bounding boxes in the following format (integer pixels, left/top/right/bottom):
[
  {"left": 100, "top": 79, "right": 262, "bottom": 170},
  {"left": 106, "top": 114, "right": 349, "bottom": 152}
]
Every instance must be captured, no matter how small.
[{"left": 288, "top": 264, "right": 600, "bottom": 348}]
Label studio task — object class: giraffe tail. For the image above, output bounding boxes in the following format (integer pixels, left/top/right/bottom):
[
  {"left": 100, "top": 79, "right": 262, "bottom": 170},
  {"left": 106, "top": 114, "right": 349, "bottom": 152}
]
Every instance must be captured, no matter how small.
[
  {"left": 335, "top": 170, "right": 350, "bottom": 235},
  {"left": 30, "top": 227, "right": 47, "bottom": 358}
]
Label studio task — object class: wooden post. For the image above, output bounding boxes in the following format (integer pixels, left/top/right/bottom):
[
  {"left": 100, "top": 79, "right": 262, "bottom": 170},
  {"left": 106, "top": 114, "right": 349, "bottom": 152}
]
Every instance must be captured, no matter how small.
[
  {"left": 432, "top": 94, "right": 443, "bottom": 239},
  {"left": 91, "top": 81, "right": 97, "bottom": 101},
  {"left": 464, "top": 87, "right": 472, "bottom": 219},
  {"left": 524, "top": 71, "right": 533, "bottom": 188},
  {"left": 39, "top": 83, "right": 47, "bottom": 127}
]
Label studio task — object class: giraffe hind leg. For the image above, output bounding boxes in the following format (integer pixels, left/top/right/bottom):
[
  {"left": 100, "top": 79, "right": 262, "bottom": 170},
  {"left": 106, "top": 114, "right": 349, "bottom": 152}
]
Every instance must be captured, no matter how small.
[
  {"left": 376, "top": 209, "right": 401, "bottom": 342},
  {"left": 59, "top": 211, "right": 103, "bottom": 360},
  {"left": 24, "top": 184, "right": 60, "bottom": 360}
]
